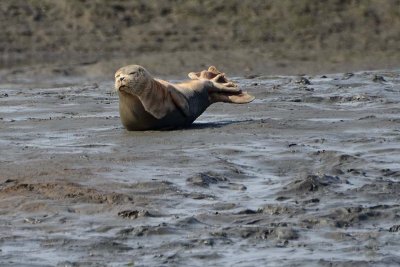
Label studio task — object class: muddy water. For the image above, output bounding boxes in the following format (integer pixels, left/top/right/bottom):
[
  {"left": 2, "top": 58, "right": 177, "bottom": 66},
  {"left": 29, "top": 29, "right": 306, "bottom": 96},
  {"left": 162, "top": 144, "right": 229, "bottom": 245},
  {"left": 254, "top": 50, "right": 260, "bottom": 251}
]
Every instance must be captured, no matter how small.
[{"left": 1, "top": 70, "right": 400, "bottom": 266}]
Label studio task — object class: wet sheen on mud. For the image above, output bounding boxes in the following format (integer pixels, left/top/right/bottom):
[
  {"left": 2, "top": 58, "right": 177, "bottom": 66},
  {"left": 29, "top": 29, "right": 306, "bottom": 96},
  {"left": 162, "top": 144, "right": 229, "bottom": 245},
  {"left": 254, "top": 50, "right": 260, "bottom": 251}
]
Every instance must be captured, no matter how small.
[{"left": 1, "top": 70, "right": 400, "bottom": 266}]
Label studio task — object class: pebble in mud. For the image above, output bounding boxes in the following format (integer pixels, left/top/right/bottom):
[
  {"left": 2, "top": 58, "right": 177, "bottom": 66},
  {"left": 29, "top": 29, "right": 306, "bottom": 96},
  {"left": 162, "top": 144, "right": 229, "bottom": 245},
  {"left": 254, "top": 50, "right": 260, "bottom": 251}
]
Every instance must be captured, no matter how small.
[
  {"left": 294, "top": 77, "right": 311, "bottom": 85},
  {"left": 372, "top": 74, "right": 386, "bottom": 82},
  {"left": 23, "top": 217, "right": 42, "bottom": 224},
  {"left": 342, "top": 72, "right": 354, "bottom": 80},
  {"left": 118, "top": 209, "right": 151, "bottom": 219},
  {"left": 186, "top": 172, "right": 228, "bottom": 187}
]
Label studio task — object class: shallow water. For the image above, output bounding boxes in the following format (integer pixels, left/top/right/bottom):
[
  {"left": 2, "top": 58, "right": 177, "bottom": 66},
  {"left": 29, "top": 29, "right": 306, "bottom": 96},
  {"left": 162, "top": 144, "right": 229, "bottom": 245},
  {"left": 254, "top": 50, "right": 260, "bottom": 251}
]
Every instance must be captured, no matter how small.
[{"left": 1, "top": 70, "right": 400, "bottom": 266}]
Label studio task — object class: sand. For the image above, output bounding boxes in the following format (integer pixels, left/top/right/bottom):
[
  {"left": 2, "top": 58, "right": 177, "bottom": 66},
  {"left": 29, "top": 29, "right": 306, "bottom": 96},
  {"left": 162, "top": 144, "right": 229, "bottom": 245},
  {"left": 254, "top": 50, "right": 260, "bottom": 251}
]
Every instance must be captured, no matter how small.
[{"left": 1, "top": 69, "right": 400, "bottom": 266}]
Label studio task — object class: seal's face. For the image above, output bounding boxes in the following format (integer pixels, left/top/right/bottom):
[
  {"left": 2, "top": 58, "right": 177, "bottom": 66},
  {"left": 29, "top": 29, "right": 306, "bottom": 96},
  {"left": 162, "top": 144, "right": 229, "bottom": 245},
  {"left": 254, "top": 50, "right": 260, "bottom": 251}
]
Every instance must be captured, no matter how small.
[{"left": 115, "top": 65, "right": 151, "bottom": 95}]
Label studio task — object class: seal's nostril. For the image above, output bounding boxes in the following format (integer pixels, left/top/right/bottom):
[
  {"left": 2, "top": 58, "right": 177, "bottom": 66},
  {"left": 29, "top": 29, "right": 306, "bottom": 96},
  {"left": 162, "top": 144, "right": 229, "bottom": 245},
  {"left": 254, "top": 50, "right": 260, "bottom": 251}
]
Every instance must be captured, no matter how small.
[{"left": 120, "top": 77, "right": 125, "bottom": 82}]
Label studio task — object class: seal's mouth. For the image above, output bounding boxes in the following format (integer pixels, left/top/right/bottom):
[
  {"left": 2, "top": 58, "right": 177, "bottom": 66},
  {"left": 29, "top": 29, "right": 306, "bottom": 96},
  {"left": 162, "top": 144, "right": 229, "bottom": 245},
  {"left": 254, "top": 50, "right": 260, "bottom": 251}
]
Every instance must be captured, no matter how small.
[
  {"left": 115, "top": 83, "right": 127, "bottom": 91},
  {"left": 117, "top": 85, "right": 127, "bottom": 92}
]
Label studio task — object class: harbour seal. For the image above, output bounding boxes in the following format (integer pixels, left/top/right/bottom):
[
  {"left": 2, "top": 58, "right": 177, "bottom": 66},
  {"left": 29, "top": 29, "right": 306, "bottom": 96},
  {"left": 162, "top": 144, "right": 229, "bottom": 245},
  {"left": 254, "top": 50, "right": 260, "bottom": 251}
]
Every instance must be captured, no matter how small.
[{"left": 115, "top": 65, "right": 255, "bottom": 131}]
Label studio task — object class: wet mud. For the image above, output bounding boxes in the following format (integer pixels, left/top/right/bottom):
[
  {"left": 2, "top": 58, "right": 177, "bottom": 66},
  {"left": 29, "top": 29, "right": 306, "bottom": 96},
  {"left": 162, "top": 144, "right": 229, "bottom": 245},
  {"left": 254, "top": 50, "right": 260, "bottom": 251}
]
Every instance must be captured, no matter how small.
[{"left": 1, "top": 70, "right": 400, "bottom": 266}]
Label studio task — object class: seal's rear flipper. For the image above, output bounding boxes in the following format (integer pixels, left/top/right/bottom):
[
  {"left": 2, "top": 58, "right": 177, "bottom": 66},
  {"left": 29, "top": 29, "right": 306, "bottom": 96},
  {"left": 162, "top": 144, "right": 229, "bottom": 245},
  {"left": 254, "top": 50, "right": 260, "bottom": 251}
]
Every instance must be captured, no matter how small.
[
  {"left": 210, "top": 92, "right": 255, "bottom": 104},
  {"left": 188, "top": 66, "right": 230, "bottom": 84}
]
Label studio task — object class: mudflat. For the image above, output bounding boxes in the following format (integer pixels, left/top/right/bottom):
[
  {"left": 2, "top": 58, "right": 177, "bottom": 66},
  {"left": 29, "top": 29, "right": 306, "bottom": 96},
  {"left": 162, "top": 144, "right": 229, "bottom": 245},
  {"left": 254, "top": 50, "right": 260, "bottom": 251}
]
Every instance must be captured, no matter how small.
[{"left": 1, "top": 69, "right": 400, "bottom": 266}]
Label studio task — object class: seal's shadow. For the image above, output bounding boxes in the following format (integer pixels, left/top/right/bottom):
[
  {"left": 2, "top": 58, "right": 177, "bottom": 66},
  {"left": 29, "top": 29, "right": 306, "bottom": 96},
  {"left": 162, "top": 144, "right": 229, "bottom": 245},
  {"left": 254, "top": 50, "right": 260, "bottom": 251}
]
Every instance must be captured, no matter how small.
[{"left": 185, "top": 119, "right": 256, "bottom": 130}]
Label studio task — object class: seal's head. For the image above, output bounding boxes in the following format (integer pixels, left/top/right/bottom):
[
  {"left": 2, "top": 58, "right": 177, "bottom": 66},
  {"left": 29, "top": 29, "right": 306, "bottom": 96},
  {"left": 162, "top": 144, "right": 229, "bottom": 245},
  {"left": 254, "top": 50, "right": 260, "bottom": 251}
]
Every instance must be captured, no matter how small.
[{"left": 115, "top": 65, "right": 152, "bottom": 95}]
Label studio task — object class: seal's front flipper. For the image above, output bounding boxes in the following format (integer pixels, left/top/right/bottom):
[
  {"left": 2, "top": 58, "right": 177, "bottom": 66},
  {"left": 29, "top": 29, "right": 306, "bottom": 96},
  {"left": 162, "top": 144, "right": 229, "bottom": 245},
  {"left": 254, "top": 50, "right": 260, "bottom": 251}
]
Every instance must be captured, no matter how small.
[{"left": 139, "top": 81, "right": 190, "bottom": 119}]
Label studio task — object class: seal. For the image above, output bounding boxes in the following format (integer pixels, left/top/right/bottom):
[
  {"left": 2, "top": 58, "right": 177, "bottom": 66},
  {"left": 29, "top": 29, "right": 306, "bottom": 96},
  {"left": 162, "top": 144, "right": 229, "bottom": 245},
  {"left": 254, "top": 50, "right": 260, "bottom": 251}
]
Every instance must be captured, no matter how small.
[{"left": 115, "top": 65, "right": 255, "bottom": 130}]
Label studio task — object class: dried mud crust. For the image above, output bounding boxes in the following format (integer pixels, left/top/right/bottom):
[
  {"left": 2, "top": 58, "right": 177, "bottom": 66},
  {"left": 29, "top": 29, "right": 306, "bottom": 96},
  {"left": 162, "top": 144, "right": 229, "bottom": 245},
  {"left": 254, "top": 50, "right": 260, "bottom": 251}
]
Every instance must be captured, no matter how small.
[{"left": 1, "top": 70, "right": 400, "bottom": 266}]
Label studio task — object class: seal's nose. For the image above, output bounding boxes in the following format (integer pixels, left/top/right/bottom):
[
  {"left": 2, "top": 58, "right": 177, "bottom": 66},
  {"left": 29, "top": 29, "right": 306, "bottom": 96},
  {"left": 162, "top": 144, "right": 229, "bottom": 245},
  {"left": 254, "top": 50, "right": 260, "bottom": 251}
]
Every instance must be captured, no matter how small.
[{"left": 119, "top": 77, "right": 125, "bottom": 82}]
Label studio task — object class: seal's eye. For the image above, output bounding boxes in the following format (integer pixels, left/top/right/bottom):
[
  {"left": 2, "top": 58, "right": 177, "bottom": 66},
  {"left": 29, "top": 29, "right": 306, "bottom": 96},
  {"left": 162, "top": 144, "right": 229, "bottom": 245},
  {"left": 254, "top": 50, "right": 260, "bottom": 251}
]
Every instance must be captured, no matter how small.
[{"left": 129, "top": 68, "right": 144, "bottom": 76}]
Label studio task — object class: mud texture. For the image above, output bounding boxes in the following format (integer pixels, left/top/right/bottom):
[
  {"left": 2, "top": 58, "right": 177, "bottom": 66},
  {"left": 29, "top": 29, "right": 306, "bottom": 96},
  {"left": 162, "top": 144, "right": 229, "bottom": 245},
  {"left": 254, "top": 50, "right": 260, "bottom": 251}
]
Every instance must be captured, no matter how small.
[{"left": 1, "top": 69, "right": 400, "bottom": 266}]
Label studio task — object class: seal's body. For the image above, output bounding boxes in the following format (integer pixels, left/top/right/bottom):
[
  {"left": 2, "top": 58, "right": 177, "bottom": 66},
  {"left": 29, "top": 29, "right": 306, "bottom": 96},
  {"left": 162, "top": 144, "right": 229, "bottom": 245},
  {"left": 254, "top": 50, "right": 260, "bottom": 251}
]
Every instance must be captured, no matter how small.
[
  {"left": 115, "top": 65, "right": 254, "bottom": 131},
  {"left": 118, "top": 80, "right": 209, "bottom": 130}
]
